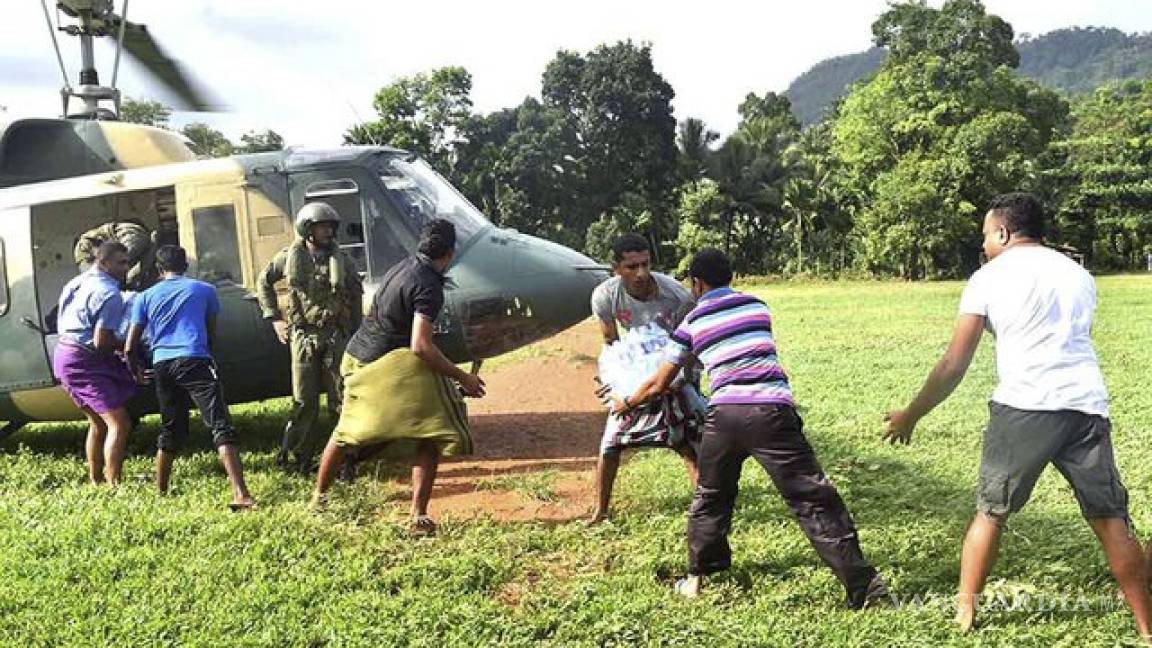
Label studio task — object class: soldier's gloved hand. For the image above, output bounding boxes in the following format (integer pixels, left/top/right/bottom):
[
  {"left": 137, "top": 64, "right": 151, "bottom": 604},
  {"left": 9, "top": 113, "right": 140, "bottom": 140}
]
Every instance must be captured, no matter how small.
[{"left": 272, "top": 320, "right": 290, "bottom": 345}]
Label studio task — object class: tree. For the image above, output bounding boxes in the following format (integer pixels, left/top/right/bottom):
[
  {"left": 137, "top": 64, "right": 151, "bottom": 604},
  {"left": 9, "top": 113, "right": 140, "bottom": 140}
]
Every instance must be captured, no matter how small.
[
  {"left": 831, "top": 0, "right": 1069, "bottom": 278},
  {"left": 119, "top": 97, "right": 171, "bottom": 128},
  {"left": 542, "top": 41, "right": 679, "bottom": 260},
  {"left": 344, "top": 66, "right": 473, "bottom": 173},
  {"left": 872, "top": 0, "right": 1017, "bottom": 71},
  {"left": 236, "top": 129, "right": 284, "bottom": 153},
  {"left": 181, "top": 122, "right": 233, "bottom": 158},
  {"left": 677, "top": 118, "right": 718, "bottom": 183},
  {"left": 702, "top": 92, "right": 801, "bottom": 274},
  {"left": 1046, "top": 80, "right": 1152, "bottom": 269}
]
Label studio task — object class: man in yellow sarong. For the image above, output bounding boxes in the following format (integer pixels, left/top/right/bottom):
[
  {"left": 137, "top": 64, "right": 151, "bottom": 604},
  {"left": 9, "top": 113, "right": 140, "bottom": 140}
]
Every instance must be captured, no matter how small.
[{"left": 310, "top": 219, "right": 485, "bottom": 535}]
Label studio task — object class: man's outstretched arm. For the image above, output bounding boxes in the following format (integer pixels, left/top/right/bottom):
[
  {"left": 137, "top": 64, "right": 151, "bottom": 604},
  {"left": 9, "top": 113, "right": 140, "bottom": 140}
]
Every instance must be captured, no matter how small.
[{"left": 884, "top": 314, "right": 985, "bottom": 444}]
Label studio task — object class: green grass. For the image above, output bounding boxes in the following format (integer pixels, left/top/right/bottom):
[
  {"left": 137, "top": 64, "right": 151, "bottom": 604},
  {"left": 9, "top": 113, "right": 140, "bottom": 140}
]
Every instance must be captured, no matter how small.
[
  {"left": 4, "top": 276, "right": 1152, "bottom": 646},
  {"left": 475, "top": 470, "right": 560, "bottom": 503}
]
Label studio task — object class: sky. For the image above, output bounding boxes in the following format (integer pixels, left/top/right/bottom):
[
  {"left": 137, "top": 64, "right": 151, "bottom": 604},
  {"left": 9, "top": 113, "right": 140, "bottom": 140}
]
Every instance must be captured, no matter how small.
[{"left": 2, "top": 1, "right": 1150, "bottom": 147}]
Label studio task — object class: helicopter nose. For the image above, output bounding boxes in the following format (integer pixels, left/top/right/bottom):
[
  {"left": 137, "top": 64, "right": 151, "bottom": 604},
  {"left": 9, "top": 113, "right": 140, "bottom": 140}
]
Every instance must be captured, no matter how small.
[{"left": 445, "top": 229, "right": 609, "bottom": 360}]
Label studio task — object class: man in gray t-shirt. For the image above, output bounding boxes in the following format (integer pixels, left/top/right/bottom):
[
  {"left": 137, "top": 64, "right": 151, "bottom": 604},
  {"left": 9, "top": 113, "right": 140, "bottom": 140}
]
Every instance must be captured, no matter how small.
[
  {"left": 591, "top": 271, "right": 693, "bottom": 337},
  {"left": 588, "top": 233, "right": 702, "bottom": 525}
]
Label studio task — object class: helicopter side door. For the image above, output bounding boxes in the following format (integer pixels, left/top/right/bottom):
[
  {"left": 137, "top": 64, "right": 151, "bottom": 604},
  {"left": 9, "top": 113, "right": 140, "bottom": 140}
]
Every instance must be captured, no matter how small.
[
  {"left": 0, "top": 206, "right": 53, "bottom": 391},
  {"left": 290, "top": 169, "right": 411, "bottom": 279},
  {"left": 178, "top": 182, "right": 290, "bottom": 403}
]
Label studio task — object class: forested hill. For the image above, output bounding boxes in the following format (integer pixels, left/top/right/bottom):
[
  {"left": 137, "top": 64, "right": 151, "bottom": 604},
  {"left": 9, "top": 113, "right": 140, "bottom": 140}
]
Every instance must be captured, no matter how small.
[{"left": 786, "top": 27, "right": 1152, "bottom": 125}]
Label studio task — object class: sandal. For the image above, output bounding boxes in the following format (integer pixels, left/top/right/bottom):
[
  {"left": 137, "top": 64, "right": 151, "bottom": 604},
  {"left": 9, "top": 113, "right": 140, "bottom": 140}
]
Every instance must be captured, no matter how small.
[{"left": 409, "top": 515, "right": 438, "bottom": 538}]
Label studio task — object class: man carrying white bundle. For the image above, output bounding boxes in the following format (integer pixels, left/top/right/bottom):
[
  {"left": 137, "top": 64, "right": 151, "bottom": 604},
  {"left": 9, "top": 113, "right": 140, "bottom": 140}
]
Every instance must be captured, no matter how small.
[{"left": 588, "top": 233, "right": 704, "bottom": 525}]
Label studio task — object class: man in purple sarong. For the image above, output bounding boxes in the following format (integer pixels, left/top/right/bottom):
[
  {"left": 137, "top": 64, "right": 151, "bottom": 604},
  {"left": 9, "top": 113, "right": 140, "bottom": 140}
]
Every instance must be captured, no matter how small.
[{"left": 52, "top": 241, "right": 136, "bottom": 485}]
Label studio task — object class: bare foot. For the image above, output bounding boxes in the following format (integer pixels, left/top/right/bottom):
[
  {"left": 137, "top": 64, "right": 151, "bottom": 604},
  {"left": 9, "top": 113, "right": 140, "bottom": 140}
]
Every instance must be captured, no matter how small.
[
  {"left": 954, "top": 594, "right": 977, "bottom": 633},
  {"left": 308, "top": 491, "right": 328, "bottom": 512},
  {"left": 228, "top": 496, "right": 256, "bottom": 511},
  {"left": 586, "top": 511, "right": 610, "bottom": 527}
]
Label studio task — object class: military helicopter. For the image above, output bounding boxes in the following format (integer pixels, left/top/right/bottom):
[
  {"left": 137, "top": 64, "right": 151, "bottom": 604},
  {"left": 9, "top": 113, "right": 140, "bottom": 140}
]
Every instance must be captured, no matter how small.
[{"left": 0, "top": 1, "right": 609, "bottom": 441}]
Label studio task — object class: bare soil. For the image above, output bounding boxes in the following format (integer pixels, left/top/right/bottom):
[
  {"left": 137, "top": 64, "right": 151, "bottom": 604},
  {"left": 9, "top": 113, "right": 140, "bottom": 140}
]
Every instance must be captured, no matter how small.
[{"left": 431, "top": 320, "right": 607, "bottom": 522}]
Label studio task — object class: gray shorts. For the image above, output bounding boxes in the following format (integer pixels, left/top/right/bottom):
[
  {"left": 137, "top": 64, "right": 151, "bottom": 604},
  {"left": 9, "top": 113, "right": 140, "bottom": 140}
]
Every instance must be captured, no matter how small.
[{"left": 977, "top": 402, "right": 1129, "bottom": 520}]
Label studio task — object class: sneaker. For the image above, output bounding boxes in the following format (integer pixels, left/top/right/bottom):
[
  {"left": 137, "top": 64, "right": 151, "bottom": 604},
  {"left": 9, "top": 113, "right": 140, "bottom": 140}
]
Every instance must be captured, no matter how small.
[
  {"left": 673, "top": 575, "right": 702, "bottom": 598},
  {"left": 852, "top": 573, "right": 891, "bottom": 610}
]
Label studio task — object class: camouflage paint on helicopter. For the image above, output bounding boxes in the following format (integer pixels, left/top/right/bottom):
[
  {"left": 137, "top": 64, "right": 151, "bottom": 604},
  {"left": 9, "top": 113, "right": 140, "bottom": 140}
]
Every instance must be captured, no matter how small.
[
  {"left": 0, "top": 118, "right": 196, "bottom": 188},
  {"left": 0, "top": 145, "right": 608, "bottom": 434}
]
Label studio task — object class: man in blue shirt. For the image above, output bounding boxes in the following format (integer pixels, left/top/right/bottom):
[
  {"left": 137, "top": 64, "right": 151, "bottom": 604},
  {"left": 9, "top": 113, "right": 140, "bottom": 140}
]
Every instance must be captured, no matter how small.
[{"left": 125, "top": 245, "right": 254, "bottom": 509}]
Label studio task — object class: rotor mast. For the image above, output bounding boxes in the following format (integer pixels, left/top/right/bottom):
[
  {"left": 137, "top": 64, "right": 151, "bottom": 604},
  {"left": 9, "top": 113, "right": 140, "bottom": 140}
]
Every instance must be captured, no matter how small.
[{"left": 50, "top": 0, "right": 124, "bottom": 119}]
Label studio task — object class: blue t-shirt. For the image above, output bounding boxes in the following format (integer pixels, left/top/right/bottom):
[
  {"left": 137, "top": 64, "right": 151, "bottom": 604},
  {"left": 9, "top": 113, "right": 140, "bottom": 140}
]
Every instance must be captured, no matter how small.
[
  {"left": 131, "top": 276, "right": 220, "bottom": 363},
  {"left": 57, "top": 268, "right": 124, "bottom": 348}
]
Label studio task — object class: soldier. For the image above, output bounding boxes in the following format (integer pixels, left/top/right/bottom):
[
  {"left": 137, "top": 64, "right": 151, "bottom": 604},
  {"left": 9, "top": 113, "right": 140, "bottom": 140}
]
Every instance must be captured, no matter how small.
[
  {"left": 73, "top": 219, "right": 157, "bottom": 291},
  {"left": 257, "top": 202, "right": 363, "bottom": 472}
]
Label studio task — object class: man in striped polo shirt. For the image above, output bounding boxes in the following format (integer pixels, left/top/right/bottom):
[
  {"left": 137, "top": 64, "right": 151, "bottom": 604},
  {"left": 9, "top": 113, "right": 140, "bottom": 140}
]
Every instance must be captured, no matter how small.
[{"left": 615, "top": 248, "right": 886, "bottom": 607}]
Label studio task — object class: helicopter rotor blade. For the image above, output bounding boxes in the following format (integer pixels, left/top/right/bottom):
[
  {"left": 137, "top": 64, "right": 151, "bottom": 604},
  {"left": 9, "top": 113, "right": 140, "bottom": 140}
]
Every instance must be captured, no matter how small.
[{"left": 120, "top": 21, "right": 221, "bottom": 112}]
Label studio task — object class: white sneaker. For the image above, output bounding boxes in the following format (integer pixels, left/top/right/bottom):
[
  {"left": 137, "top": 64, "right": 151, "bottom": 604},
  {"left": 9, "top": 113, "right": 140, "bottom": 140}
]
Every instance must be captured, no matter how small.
[{"left": 673, "top": 575, "right": 702, "bottom": 598}]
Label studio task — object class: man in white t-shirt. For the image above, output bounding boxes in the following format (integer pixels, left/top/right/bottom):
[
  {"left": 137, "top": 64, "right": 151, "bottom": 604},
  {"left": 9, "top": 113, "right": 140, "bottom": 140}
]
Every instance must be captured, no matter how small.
[{"left": 883, "top": 193, "right": 1151, "bottom": 640}]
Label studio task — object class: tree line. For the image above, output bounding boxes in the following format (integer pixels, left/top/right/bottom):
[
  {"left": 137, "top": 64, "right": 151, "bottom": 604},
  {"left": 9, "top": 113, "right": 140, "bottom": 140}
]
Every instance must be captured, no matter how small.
[
  {"left": 124, "top": 0, "right": 1152, "bottom": 279},
  {"left": 344, "top": 0, "right": 1152, "bottom": 278}
]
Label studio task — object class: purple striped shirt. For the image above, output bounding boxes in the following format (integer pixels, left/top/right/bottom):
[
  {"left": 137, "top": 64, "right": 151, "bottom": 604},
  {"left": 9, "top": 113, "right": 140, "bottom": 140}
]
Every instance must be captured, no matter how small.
[{"left": 664, "top": 287, "right": 793, "bottom": 406}]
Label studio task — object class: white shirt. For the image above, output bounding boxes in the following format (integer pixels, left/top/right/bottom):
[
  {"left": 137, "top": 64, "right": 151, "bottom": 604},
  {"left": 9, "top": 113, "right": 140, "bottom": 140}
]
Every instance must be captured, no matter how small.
[{"left": 958, "top": 245, "right": 1109, "bottom": 417}]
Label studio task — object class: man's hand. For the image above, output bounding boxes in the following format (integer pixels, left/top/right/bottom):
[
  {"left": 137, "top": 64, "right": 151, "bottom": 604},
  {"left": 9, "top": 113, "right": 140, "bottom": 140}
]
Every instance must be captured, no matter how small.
[
  {"left": 883, "top": 409, "right": 918, "bottom": 445},
  {"left": 272, "top": 319, "right": 290, "bottom": 345},
  {"left": 458, "top": 373, "right": 486, "bottom": 398}
]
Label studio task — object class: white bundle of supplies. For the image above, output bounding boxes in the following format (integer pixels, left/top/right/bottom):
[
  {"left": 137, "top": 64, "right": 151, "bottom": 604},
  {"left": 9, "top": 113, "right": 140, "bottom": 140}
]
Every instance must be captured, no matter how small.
[{"left": 597, "top": 322, "right": 681, "bottom": 405}]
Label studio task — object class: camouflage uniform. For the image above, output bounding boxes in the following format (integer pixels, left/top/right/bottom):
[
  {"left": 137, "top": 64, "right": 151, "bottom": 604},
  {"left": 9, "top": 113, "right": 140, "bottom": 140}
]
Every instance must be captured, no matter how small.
[
  {"left": 74, "top": 220, "right": 157, "bottom": 290},
  {"left": 258, "top": 240, "right": 363, "bottom": 466}
]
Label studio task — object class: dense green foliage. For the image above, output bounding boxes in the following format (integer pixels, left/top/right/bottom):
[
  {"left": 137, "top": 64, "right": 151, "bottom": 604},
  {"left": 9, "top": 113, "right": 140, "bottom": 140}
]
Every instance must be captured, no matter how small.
[
  {"left": 343, "top": 1, "right": 1152, "bottom": 279},
  {"left": 5, "top": 277, "right": 1152, "bottom": 645},
  {"left": 786, "top": 27, "right": 1152, "bottom": 128}
]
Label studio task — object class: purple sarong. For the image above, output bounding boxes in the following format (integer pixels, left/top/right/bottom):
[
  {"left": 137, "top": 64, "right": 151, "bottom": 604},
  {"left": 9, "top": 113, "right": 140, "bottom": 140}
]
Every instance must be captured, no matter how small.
[{"left": 52, "top": 341, "right": 136, "bottom": 414}]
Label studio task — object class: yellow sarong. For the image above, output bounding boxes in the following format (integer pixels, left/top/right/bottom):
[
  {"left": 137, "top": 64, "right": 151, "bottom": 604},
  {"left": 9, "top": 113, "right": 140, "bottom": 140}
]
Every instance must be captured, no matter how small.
[{"left": 331, "top": 350, "right": 472, "bottom": 457}]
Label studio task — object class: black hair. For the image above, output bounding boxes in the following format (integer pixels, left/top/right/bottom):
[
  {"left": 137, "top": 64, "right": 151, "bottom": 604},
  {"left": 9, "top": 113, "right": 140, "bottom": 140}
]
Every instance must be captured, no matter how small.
[
  {"left": 155, "top": 245, "right": 189, "bottom": 274},
  {"left": 95, "top": 240, "right": 128, "bottom": 262},
  {"left": 418, "top": 219, "right": 457, "bottom": 260},
  {"left": 988, "top": 192, "right": 1045, "bottom": 240},
  {"left": 611, "top": 233, "right": 651, "bottom": 263},
  {"left": 688, "top": 248, "right": 733, "bottom": 287}
]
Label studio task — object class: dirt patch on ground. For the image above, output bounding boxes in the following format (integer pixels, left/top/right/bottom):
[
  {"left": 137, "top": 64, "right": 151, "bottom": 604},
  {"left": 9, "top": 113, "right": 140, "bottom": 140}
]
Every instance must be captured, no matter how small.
[{"left": 431, "top": 320, "right": 607, "bottom": 523}]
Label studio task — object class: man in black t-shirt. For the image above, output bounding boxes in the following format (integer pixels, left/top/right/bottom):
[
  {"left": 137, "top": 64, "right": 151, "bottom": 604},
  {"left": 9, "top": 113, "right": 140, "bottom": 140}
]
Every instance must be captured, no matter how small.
[{"left": 311, "top": 220, "right": 485, "bottom": 534}]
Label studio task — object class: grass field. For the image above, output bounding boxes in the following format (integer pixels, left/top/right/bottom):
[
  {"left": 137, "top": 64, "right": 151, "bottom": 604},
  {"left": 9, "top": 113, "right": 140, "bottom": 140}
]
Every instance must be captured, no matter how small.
[{"left": 4, "top": 276, "right": 1152, "bottom": 646}]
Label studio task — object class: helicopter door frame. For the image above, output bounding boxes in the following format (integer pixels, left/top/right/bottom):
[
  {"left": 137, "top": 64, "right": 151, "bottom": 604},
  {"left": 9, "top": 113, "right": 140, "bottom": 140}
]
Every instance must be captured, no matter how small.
[
  {"left": 0, "top": 206, "right": 54, "bottom": 391},
  {"left": 178, "top": 182, "right": 255, "bottom": 288}
]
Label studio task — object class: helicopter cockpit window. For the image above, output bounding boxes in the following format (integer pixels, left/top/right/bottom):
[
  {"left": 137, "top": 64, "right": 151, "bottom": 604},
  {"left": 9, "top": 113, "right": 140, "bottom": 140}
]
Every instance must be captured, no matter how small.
[
  {"left": 380, "top": 157, "right": 490, "bottom": 246},
  {"left": 305, "top": 180, "right": 366, "bottom": 275},
  {"left": 191, "top": 205, "right": 243, "bottom": 286},
  {"left": 0, "top": 237, "right": 8, "bottom": 317}
]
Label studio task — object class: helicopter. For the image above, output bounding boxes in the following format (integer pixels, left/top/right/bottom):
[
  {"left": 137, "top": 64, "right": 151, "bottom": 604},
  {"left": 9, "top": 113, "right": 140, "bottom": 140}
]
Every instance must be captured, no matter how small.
[{"left": 0, "top": 1, "right": 610, "bottom": 441}]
